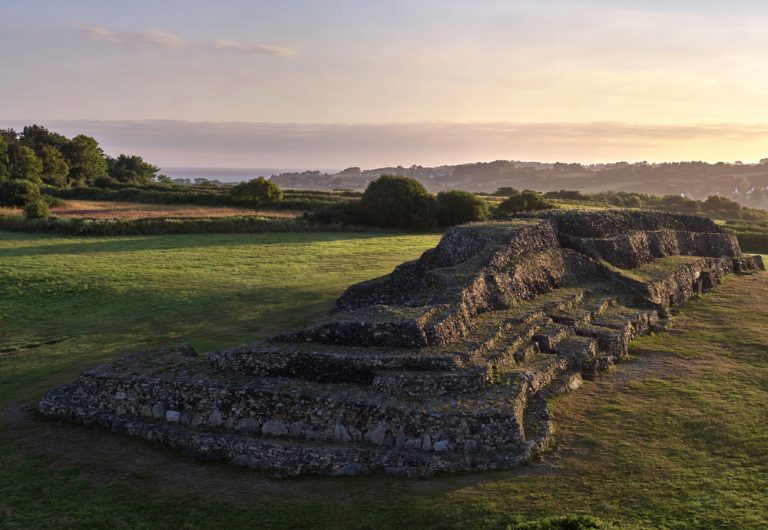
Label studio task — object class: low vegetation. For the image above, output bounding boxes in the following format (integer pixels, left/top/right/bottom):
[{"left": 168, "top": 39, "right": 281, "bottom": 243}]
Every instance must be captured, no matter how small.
[
  {"left": 230, "top": 176, "right": 285, "bottom": 206},
  {"left": 542, "top": 189, "right": 767, "bottom": 220},
  {"left": 0, "top": 231, "right": 765, "bottom": 527},
  {"left": 497, "top": 190, "right": 553, "bottom": 215},
  {"left": 47, "top": 183, "right": 355, "bottom": 212},
  {"left": 723, "top": 219, "right": 768, "bottom": 253}
]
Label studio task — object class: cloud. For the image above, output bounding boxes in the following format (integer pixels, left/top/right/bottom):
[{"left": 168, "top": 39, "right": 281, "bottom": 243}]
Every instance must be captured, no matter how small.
[
  {"left": 139, "top": 29, "right": 185, "bottom": 49},
  {"left": 212, "top": 39, "right": 295, "bottom": 57},
  {"left": 79, "top": 25, "right": 113, "bottom": 40},
  {"left": 76, "top": 26, "right": 292, "bottom": 55}
]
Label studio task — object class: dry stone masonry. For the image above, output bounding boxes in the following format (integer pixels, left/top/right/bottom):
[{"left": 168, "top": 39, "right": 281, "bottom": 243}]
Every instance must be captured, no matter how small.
[{"left": 39, "top": 211, "right": 764, "bottom": 477}]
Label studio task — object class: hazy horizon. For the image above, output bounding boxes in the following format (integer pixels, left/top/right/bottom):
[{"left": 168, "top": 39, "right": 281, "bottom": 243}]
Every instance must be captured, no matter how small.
[{"left": 3, "top": 119, "right": 768, "bottom": 170}]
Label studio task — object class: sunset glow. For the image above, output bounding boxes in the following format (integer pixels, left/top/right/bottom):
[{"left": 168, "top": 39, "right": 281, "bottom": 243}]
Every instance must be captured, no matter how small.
[{"left": 2, "top": 0, "right": 768, "bottom": 166}]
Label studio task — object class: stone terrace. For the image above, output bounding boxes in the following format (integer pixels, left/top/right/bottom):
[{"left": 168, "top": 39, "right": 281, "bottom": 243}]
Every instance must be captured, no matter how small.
[{"left": 39, "top": 211, "right": 765, "bottom": 477}]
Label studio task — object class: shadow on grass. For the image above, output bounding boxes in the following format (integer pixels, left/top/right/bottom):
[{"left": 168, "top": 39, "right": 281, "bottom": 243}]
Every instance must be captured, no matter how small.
[{"left": 0, "top": 231, "right": 434, "bottom": 258}]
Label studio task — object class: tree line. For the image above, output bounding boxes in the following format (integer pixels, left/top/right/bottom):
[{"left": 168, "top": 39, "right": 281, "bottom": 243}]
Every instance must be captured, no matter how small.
[{"left": 0, "top": 124, "right": 163, "bottom": 216}]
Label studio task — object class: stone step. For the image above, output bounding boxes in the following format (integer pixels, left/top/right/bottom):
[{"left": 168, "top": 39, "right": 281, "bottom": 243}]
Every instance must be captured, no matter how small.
[
  {"left": 210, "top": 341, "right": 461, "bottom": 382},
  {"left": 39, "top": 384, "right": 538, "bottom": 477},
  {"left": 455, "top": 310, "right": 549, "bottom": 364},
  {"left": 550, "top": 336, "right": 599, "bottom": 366},
  {"left": 63, "top": 354, "right": 532, "bottom": 455},
  {"left": 550, "top": 308, "right": 593, "bottom": 327},
  {"left": 533, "top": 324, "right": 575, "bottom": 352},
  {"left": 574, "top": 323, "right": 630, "bottom": 357},
  {"left": 550, "top": 295, "right": 617, "bottom": 326},
  {"left": 511, "top": 352, "right": 571, "bottom": 394},
  {"left": 371, "top": 367, "right": 492, "bottom": 397},
  {"left": 590, "top": 305, "right": 659, "bottom": 338},
  {"left": 508, "top": 289, "right": 587, "bottom": 325}
]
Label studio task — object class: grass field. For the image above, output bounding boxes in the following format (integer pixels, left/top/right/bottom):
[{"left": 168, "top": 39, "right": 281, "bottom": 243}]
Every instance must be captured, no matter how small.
[
  {"left": 0, "top": 232, "right": 766, "bottom": 529},
  {"left": 0, "top": 200, "right": 303, "bottom": 220}
]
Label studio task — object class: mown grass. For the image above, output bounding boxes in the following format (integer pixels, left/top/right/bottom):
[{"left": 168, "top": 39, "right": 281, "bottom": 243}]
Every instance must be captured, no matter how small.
[{"left": 0, "top": 233, "right": 766, "bottom": 529}]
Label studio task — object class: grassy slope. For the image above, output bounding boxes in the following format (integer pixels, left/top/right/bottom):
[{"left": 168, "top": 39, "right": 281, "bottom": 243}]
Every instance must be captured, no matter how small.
[{"left": 0, "top": 233, "right": 766, "bottom": 529}]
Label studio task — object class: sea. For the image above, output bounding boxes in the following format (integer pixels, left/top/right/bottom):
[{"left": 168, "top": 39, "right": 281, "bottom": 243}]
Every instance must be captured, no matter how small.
[{"left": 161, "top": 167, "right": 338, "bottom": 183}]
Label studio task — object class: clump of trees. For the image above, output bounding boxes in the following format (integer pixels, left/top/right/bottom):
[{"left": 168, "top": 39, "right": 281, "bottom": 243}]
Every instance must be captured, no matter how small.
[
  {"left": 312, "top": 176, "right": 551, "bottom": 230},
  {"left": 497, "top": 190, "right": 553, "bottom": 215},
  {"left": 436, "top": 190, "right": 490, "bottom": 226},
  {"left": 359, "top": 175, "right": 437, "bottom": 229},
  {"left": 230, "top": 177, "right": 284, "bottom": 206},
  {"left": 0, "top": 124, "right": 166, "bottom": 214}
]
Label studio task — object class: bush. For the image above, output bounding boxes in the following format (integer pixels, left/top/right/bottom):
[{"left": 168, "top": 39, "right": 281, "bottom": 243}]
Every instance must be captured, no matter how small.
[
  {"left": 359, "top": 175, "right": 436, "bottom": 229},
  {"left": 23, "top": 199, "right": 50, "bottom": 219},
  {"left": 492, "top": 186, "right": 520, "bottom": 197},
  {"left": 230, "top": 177, "right": 284, "bottom": 206},
  {"left": 436, "top": 190, "right": 489, "bottom": 226},
  {"left": 94, "top": 175, "right": 119, "bottom": 188},
  {"left": 497, "top": 190, "right": 554, "bottom": 215},
  {"left": 0, "top": 179, "right": 40, "bottom": 207},
  {"left": 306, "top": 201, "right": 367, "bottom": 226},
  {"left": 544, "top": 190, "right": 586, "bottom": 200}
]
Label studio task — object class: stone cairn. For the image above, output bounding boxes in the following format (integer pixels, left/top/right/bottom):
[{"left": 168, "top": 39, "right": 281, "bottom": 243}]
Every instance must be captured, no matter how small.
[{"left": 39, "top": 211, "right": 764, "bottom": 477}]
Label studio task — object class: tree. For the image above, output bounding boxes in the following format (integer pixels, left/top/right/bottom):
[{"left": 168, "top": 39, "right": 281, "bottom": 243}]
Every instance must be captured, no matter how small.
[
  {"left": 0, "top": 132, "right": 44, "bottom": 206},
  {"left": 7, "top": 144, "right": 42, "bottom": 183},
  {"left": 701, "top": 195, "right": 742, "bottom": 216},
  {"left": 436, "top": 190, "right": 490, "bottom": 226},
  {"left": 40, "top": 145, "right": 70, "bottom": 187},
  {"left": 496, "top": 190, "right": 553, "bottom": 215},
  {"left": 0, "top": 179, "right": 40, "bottom": 207},
  {"left": 0, "top": 136, "right": 10, "bottom": 181},
  {"left": 230, "top": 177, "right": 284, "bottom": 206},
  {"left": 107, "top": 154, "right": 159, "bottom": 185},
  {"left": 19, "top": 124, "right": 69, "bottom": 155},
  {"left": 359, "top": 175, "right": 436, "bottom": 229},
  {"left": 64, "top": 135, "right": 107, "bottom": 185}
]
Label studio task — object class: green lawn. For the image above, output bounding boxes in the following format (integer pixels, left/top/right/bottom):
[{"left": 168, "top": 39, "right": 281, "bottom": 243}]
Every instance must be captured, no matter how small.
[{"left": 0, "top": 232, "right": 766, "bottom": 529}]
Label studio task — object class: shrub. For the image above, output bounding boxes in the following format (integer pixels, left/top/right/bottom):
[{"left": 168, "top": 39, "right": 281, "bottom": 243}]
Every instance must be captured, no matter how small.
[
  {"left": 359, "top": 175, "right": 436, "bottom": 229},
  {"left": 545, "top": 190, "right": 586, "bottom": 200},
  {"left": 436, "top": 190, "right": 489, "bottom": 226},
  {"left": 0, "top": 178, "right": 40, "bottom": 207},
  {"left": 230, "top": 177, "right": 284, "bottom": 206},
  {"left": 497, "top": 190, "right": 554, "bottom": 215},
  {"left": 306, "top": 201, "right": 367, "bottom": 226},
  {"left": 23, "top": 198, "right": 50, "bottom": 219},
  {"left": 94, "top": 175, "right": 119, "bottom": 188}
]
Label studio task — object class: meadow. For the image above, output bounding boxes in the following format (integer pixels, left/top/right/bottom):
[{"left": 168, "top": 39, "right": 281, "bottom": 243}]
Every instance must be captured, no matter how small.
[{"left": 0, "top": 230, "right": 766, "bottom": 529}]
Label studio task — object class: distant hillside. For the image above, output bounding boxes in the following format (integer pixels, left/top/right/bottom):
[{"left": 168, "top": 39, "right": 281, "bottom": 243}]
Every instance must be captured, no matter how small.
[{"left": 270, "top": 160, "right": 768, "bottom": 208}]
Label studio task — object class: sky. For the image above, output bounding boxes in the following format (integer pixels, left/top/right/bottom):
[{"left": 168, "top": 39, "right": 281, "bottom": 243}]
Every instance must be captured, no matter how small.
[{"left": 2, "top": 0, "right": 768, "bottom": 168}]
